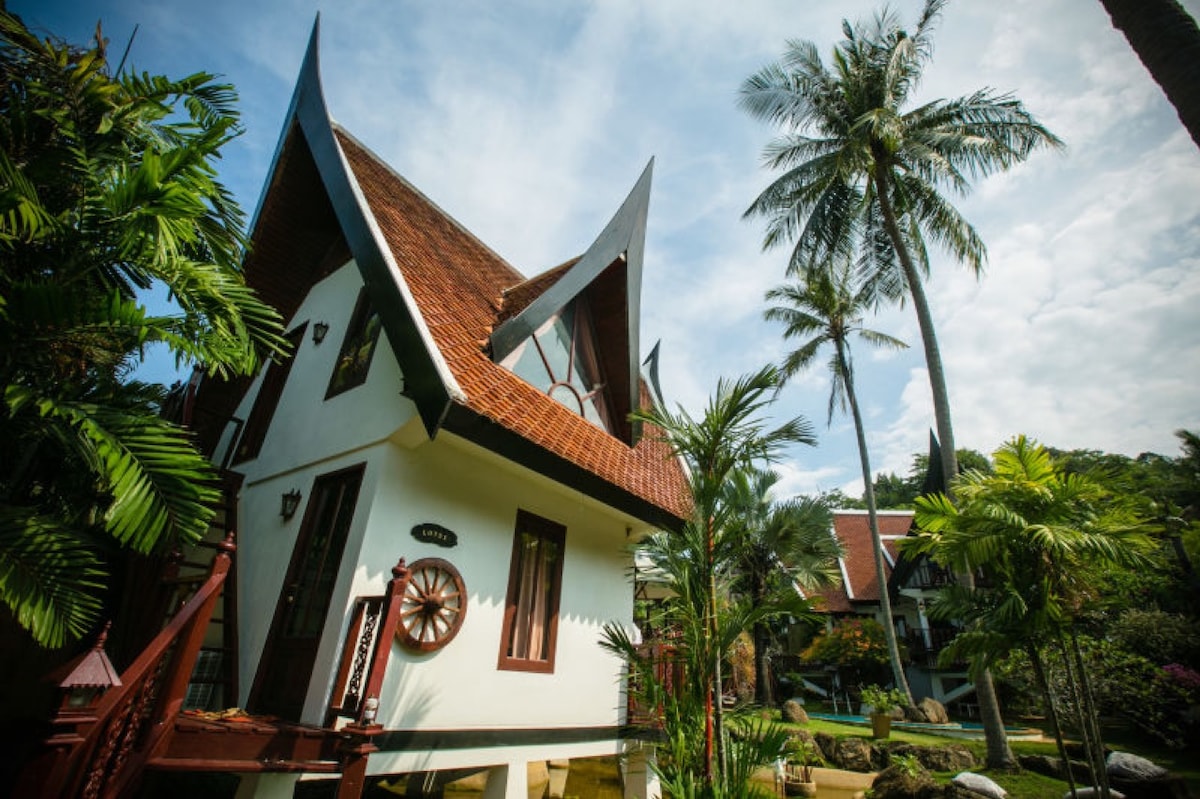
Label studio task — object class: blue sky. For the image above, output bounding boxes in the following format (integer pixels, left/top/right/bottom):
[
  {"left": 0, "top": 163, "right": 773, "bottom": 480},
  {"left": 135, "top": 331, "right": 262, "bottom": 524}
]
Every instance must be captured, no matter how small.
[{"left": 16, "top": 0, "right": 1200, "bottom": 497}]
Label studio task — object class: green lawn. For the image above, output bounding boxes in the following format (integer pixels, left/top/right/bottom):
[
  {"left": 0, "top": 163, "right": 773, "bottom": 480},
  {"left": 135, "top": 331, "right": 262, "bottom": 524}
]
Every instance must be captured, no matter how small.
[{"left": 780, "top": 716, "right": 1200, "bottom": 799}]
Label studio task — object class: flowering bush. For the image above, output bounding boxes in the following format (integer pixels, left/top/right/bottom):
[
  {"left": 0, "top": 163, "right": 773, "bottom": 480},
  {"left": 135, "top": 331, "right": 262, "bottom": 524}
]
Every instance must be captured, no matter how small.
[
  {"left": 1164, "top": 663, "right": 1200, "bottom": 692},
  {"left": 800, "top": 618, "right": 890, "bottom": 668}
]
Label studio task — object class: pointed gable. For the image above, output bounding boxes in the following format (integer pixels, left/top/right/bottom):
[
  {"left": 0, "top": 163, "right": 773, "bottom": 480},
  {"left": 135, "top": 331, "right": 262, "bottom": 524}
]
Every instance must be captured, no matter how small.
[
  {"left": 337, "top": 134, "right": 687, "bottom": 527},
  {"left": 198, "top": 20, "right": 689, "bottom": 529},
  {"left": 809, "top": 510, "right": 913, "bottom": 612},
  {"left": 488, "top": 162, "right": 650, "bottom": 446}
]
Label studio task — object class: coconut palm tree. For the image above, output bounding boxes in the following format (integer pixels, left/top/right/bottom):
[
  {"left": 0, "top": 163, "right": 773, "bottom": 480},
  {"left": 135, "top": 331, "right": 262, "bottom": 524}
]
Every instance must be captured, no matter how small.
[
  {"left": 721, "top": 468, "right": 842, "bottom": 704},
  {"left": 1098, "top": 0, "right": 1200, "bottom": 151},
  {"left": 764, "top": 264, "right": 913, "bottom": 705},
  {"left": 908, "top": 436, "right": 1155, "bottom": 799},
  {"left": 740, "top": 1, "right": 1061, "bottom": 765},
  {"left": 0, "top": 13, "right": 285, "bottom": 646},
  {"left": 740, "top": 0, "right": 1061, "bottom": 488},
  {"left": 630, "top": 365, "right": 815, "bottom": 783}
]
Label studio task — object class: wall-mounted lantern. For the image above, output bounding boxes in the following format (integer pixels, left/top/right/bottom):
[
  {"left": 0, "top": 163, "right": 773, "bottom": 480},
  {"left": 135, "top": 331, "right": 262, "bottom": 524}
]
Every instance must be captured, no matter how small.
[
  {"left": 312, "top": 321, "right": 330, "bottom": 345},
  {"left": 281, "top": 489, "right": 303, "bottom": 520}
]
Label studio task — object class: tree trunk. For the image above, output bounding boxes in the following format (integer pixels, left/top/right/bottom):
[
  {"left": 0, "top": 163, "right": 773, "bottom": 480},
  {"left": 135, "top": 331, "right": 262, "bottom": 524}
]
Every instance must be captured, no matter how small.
[
  {"left": 838, "top": 341, "right": 913, "bottom": 705},
  {"left": 706, "top": 514, "right": 726, "bottom": 783},
  {"left": 1099, "top": 0, "right": 1200, "bottom": 151},
  {"left": 753, "top": 619, "right": 774, "bottom": 706},
  {"left": 1057, "top": 634, "right": 1108, "bottom": 799},
  {"left": 1070, "top": 632, "right": 1112, "bottom": 798},
  {"left": 1027, "top": 644, "right": 1078, "bottom": 799},
  {"left": 871, "top": 160, "right": 1015, "bottom": 768},
  {"left": 870, "top": 156, "right": 959, "bottom": 487},
  {"left": 752, "top": 571, "right": 775, "bottom": 706}
]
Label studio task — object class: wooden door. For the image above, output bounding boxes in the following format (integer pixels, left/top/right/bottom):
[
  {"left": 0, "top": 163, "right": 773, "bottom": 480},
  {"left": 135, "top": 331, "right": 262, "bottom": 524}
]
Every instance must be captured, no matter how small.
[{"left": 250, "top": 464, "right": 365, "bottom": 719}]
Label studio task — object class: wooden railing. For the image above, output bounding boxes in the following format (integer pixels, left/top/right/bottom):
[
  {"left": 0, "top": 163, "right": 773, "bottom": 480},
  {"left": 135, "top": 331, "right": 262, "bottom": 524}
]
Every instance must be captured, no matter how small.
[
  {"left": 325, "top": 559, "right": 411, "bottom": 728},
  {"left": 905, "top": 627, "right": 967, "bottom": 669},
  {"left": 626, "top": 640, "right": 686, "bottom": 728},
  {"left": 16, "top": 535, "right": 235, "bottom": 799}
]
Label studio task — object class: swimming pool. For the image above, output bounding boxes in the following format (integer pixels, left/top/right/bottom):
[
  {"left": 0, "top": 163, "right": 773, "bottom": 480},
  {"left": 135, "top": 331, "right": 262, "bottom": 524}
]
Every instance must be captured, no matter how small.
[{"left": 807, "top": 712, "right": 1043, "bottom": 741}]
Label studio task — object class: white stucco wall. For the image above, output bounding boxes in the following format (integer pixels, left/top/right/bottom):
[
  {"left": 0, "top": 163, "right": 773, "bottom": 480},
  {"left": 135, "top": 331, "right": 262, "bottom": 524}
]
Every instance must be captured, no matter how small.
[
  {"left": 336, "top": 433, "right": 639, "bottom": 733},
  {"left": 225, "top": 259, "right": 414, "bottom": 707},
  {"left": 224, "top": 258, "right": 647, "bottom": 747},
  {"left": 214, "top": 260, "right": 413, "bottom": 480}
]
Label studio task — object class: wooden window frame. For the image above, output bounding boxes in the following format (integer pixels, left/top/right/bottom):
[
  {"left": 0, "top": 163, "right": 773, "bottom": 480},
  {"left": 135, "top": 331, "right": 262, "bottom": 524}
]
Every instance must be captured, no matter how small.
[
  {"left": 497, "top": 510, "right": 566, "bottom": 674},
  {"left": 233, "top": 323, "right": 307, "bottom": 464},
  {"left": 326, "top": 288, "right": 382, "bottom": 399}
]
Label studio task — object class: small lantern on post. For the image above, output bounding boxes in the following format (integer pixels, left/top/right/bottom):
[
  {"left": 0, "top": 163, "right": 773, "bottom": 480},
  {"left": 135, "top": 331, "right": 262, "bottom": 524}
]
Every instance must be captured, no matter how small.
[
  {"left": 48, "top": 622, "right": 122, "bottom": 714},
  {"left": 17, "top": 624, "right": 123, "bottom": 798}
]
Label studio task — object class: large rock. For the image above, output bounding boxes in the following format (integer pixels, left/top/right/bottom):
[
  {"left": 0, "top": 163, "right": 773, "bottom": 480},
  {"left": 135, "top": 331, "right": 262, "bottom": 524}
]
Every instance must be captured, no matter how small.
[
  {"left": 952, "top": 771, "right": 1006, "bottom": 799},
  {"left": 814, "top": 731, "right": 839, "bottom": 763},
  {"left": 870, "top": 764, "right": 937, "bottom": 799},
  {"left": 870, "top": 764, "right": 977, "bottom": 799},
  {"left": 831, "top": 737, "right": 875, "bottom": 772},
  {"left": 917, "top": 697, "right": 950, "bottom": 725},
  {"left": 1106, "top": 751, "right": 1168, "bottom": 781},
  {"left": 1017, "top": 753, "right": 1093, "bottom": 784},
  {"left": 1108, "top": 775, "right": 1191, "bottom": 799},
  {"left": 781, "top": 699, "right": 809, "bottom": 724},
  {"left": 888, "top": 742, "right": 976, "bottom": 773}
]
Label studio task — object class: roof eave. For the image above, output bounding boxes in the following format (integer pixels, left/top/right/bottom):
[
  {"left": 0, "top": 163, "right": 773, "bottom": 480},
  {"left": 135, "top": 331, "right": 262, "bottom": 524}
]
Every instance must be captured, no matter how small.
[
  {"left": 487, "top": 160, "right": 652, "bottom": 442},
  {"left": 441, "top": 402, "right": 685, "bottom": 531},
  {"left": 289, "top": 17, "right": 459, "bottom": 437}
]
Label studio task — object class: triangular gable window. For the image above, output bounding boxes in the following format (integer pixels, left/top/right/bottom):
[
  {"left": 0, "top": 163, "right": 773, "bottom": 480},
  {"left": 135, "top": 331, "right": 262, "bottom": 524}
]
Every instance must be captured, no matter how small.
[
  {"left": 499, "top": 296, "right": 613, "bottom": 432},
  {"left": 489, "top": 160, "right": 653, "bottom": 446}
]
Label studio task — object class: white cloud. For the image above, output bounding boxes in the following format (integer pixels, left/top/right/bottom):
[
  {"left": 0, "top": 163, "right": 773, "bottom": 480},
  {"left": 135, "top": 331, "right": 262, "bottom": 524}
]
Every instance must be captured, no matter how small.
[{"left": 21, "top": 0, "right": 1200, "bottom": 494}]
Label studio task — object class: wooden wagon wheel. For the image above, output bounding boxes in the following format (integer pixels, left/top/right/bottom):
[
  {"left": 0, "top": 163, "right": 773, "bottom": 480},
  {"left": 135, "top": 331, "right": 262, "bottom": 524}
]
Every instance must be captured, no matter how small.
[{"left": 397, "top": 557, "right": 466, "bottom": 651}]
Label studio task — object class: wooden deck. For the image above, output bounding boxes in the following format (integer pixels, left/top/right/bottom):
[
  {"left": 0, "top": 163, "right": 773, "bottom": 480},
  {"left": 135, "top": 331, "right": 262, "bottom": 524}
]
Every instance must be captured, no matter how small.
[{"left": 150, "top": 710, "right": 343, "bottom": 774}]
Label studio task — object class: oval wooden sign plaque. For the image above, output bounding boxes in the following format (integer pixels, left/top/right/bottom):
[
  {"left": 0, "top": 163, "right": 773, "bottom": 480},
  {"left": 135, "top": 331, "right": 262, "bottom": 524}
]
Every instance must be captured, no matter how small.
[{"left": 411, "top": 522, "right": 457, "bottom": 548}]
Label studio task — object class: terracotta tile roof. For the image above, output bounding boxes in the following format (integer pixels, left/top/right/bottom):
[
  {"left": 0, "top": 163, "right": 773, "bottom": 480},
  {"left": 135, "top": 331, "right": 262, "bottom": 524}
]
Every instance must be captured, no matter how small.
[
  {"left": 809, "top": 510, "right": 913, "bottom": 613},
  {"left": 496, "top": 259, "right": 578, "bottom": 325},
  {"left": 335, "top": 130, "right": 691, "bottom": 523}
]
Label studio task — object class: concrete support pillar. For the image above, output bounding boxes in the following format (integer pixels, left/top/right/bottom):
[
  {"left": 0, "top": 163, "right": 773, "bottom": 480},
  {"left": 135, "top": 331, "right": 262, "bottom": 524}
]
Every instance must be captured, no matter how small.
[
  {"left": 622, "top": 743, "right": 660, "bottom": 799},
  {"left": 482, "top": 762, "right": 528, "bottom": 799},
  {"left": 917, "top": 597, "right": 933, "bottom": 649},
  {"left": 547, "top": 759, "right": 570, "bottom": 799},
  {"left": 234, "top": 773, "right": 300, "bottom": 799}
]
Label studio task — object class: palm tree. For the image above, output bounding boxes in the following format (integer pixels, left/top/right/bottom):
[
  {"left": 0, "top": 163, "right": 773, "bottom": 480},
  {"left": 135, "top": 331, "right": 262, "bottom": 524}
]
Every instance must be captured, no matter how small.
[
  {"left": 630, "top": 365, "right": 815, "bottom": 783},
  {"left": 909, "top": 436, "right": 1155, "bottom": 799},
  {"left": 740, "top": 0, "right": 1061, "bottom": 488},
  {"left": 740, "top": 1, "right": 1061, "bottom": 765},
  {"left": 764, "top": 264, "right": 913, "bottom": 705},
  {"left": 0, "top": 14, "right": 285, "bottom": 646},
  {"left": 606, "top": 520, "right": 792, "bottom": 791},
  {"left": 721, "top": 468, "right": 842, "bottom": 705},
  {"left": 1098, "top": 0, "right": 1200, "bottom": 151}
]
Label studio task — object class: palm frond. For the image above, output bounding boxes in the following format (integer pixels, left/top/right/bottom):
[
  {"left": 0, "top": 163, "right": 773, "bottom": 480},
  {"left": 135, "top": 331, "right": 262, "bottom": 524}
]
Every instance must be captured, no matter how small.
[{"left": 0, "top": 506, "right": 107, "bottom": 648}]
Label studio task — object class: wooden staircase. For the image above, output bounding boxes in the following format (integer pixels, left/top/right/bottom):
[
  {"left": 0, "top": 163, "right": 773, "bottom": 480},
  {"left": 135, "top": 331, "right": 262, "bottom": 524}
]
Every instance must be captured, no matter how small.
[
  {"left": 16, "top": 537, "right": 414, "bottom": 799},
  {"left": 167, "top": 472, "right": 241, "bottom": 713}
]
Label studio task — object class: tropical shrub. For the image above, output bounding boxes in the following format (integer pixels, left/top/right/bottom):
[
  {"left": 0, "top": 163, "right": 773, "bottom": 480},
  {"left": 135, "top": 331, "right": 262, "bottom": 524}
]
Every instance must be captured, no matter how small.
[
  {"left": 996, "top": 635, "right": 1198, "bottom": 748},
  {"left": 860, "top": 684, "right": 907, "bottom": 714},
  {"left": 800, "top": 618, "right": 889, "bottom": 687},
  {"left": 0, "top": 11, "right": 285, "bottom": 647},
  {"left": 1108, "top": 608, "right": 1200, "bottom": 669}
]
